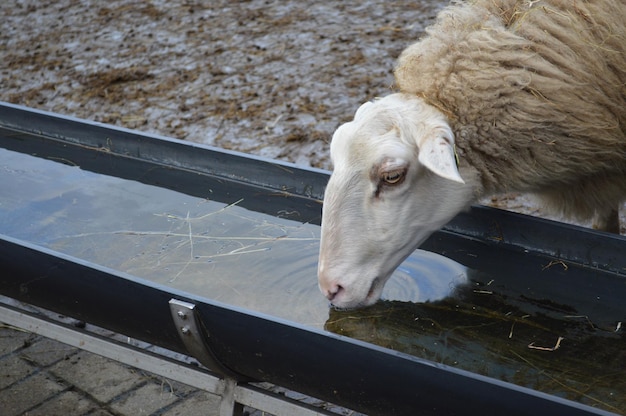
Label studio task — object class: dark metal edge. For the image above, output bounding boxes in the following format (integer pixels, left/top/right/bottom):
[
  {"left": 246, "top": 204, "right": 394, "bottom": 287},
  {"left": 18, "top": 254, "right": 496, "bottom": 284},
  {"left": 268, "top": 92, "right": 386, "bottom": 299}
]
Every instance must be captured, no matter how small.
[
  {"left": 0, "top": 101, "right": 329, "bottom": 200},
  {"left": 0, "top": 233, "right": 616, "bottom": 416}
]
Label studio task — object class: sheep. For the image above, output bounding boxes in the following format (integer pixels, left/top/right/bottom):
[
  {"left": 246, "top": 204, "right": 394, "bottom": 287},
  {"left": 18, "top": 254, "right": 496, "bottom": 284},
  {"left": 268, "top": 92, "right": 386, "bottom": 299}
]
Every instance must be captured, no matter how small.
[{"left": 318, "top": 0, "right": 626, "bottom": 310}]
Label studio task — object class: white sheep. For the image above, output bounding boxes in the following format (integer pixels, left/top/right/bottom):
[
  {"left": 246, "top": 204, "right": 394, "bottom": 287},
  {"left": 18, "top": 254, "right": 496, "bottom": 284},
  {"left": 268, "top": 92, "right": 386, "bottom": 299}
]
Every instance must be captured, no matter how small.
[{"left": 318, "top": 0, "right": 626, "bottom": 309}]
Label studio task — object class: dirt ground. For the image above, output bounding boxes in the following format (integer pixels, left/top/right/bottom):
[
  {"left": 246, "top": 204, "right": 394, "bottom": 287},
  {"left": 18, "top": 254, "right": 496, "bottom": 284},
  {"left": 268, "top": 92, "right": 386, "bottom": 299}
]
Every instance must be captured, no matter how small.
[
  {"left": 1, "top": 0, "right": 447, "bottom": 168},
  {"left": 1, "top": 0, "right": 622, "bottom": 228}
]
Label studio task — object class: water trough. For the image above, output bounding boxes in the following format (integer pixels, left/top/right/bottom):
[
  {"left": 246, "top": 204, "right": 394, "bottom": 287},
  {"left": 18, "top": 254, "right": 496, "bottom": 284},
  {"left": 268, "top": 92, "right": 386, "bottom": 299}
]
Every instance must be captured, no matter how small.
[{"left": 0, "top": 102, "right": 624, "bottom": 415}]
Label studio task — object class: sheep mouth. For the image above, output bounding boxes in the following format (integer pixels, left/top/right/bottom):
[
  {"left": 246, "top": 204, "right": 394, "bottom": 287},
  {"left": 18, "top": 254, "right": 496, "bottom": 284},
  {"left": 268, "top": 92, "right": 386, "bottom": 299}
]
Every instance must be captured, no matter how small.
[{"left": 329, "top": 276, "right": 383, "bottom": 311}]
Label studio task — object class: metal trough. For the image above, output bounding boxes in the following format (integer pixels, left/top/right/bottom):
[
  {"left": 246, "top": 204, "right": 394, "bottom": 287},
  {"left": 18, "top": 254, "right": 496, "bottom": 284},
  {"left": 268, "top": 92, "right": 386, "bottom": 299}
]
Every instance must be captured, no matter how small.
[{"left": 0, "top": 102, "right": 624, "bottom": 415}]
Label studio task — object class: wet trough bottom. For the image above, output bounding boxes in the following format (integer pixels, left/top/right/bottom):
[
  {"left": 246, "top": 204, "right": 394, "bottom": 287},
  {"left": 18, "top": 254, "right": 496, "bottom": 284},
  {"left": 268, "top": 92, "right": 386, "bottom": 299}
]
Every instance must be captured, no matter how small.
[{"left": 0, "top": 147, "right": 624, "bottom": 413}]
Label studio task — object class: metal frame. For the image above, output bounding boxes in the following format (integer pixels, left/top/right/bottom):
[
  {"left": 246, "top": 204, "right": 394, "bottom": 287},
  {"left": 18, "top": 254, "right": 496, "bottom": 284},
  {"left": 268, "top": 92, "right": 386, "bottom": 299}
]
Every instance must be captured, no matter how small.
[
  {"left": 0, "top": 102, "right": 623, "bottom": 415},
  {"left": 0, "top": 301, "right": 334, "bottom": 416}
]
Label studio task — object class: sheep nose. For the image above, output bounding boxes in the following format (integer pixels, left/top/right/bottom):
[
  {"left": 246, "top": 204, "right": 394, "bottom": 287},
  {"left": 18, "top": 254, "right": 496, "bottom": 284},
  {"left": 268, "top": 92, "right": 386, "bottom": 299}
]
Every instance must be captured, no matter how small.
[
  {"left": 323, "top": 283, "right": 343, "bottom": 301},
  {"left": 318, "top": 272, "right": 343, "bottom": 301}
]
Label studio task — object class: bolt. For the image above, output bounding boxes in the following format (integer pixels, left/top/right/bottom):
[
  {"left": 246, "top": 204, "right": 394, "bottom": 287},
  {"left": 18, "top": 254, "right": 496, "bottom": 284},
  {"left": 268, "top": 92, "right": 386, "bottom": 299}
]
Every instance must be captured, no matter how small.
[
  {"left": 181, "top": 326, "right": 190, "bottom": 335},
  {"left": 177, "top": 310, "right": 187, "bottom": 320}
]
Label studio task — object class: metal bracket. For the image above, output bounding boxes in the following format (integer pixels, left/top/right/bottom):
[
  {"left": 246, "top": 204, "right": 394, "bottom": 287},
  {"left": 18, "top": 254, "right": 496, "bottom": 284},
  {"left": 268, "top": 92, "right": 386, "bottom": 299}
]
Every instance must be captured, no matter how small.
[
  {"left": 169, "top": 298, "right": 243, "bottom": 381},
  {"left": 218, "top": 378, "right": 244, "bottom": 416}
]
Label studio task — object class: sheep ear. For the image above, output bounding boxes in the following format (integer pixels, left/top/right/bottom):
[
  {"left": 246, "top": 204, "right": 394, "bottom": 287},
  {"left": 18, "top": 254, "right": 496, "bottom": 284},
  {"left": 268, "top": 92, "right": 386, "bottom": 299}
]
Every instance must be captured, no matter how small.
[{"left": 418, "top": 134, "right": 465, "bottom": 184}]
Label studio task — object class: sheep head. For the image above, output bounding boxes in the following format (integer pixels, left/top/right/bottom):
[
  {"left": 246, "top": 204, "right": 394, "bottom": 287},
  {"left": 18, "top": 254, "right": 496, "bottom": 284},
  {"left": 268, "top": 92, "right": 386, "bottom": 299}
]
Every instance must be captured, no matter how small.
[{"left": 318, "top": 93, "right": 472, "bottom": 309}]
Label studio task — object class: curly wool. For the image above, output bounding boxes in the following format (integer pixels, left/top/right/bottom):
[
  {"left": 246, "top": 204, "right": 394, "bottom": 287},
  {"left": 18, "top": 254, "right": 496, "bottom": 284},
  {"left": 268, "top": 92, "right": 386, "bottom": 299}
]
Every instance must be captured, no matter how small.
[{"left": 395, "top": 0, "right": 626, "bottom": 223}]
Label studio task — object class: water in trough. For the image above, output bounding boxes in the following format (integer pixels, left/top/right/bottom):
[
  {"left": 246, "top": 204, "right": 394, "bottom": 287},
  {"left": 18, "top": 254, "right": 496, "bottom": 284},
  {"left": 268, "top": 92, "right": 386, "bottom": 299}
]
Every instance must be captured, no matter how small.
[{"left": 0, "top": 147, "right": 624, "bottom": 413}]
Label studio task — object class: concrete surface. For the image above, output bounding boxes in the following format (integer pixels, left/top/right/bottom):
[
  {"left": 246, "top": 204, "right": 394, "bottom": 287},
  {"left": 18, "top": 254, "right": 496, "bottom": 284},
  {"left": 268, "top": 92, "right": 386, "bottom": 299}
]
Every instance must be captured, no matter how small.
[{"left": 0, "top": 324, "right": 226, "bottom": 416}]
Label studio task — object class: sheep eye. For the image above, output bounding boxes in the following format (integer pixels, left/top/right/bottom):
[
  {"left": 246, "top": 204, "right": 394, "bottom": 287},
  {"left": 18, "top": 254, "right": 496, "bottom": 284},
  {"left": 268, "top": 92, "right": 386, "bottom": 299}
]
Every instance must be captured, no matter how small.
[{"left": 381, "top": 169, "right": 405, "bottom": 185}]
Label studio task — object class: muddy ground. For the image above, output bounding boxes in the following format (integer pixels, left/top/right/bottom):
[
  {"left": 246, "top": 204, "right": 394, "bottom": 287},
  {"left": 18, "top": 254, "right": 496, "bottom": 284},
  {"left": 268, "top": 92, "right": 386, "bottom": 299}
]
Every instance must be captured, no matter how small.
[
  {"left": 1, "top": 0, "right": 448, "bottom": 167},
  {"left": 1, "top": 0, "right": 622, "bottom": 228}
]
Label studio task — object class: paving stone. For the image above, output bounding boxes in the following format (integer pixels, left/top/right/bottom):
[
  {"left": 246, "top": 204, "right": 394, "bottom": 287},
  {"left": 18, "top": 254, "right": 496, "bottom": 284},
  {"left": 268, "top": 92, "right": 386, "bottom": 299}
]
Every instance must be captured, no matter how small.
[
  {"left": 19, "top": 336, "right": 77, "bottom": 367},
  {"left": 0, "top": 328, "right": 267, "bottom": 416},
  {"left": 85, "top": 409, "right": 116, "bottom": 416},
  {"left": 109, "top": 382, "right": 180, "bottom": 415},
  {"left": 0, "top": 326, "right": 35, "bottom": 356},
  {"left": 160, "top": 391, "right": 221, "bottom": 416},
  {"left": 0, "top": 354, "right": 36, "bottom": 389},
  {"left": 141, "top": 373, "right": 199, "bottom": 397},
  {"left": 0, "top": 372, "right": 65, "bottom": 416},
  {"left": 49, "top": 351, "right": 146, "bottom": 403},
  {"left": 23, "top": 390, "right": 98, "bottom": 416}
]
